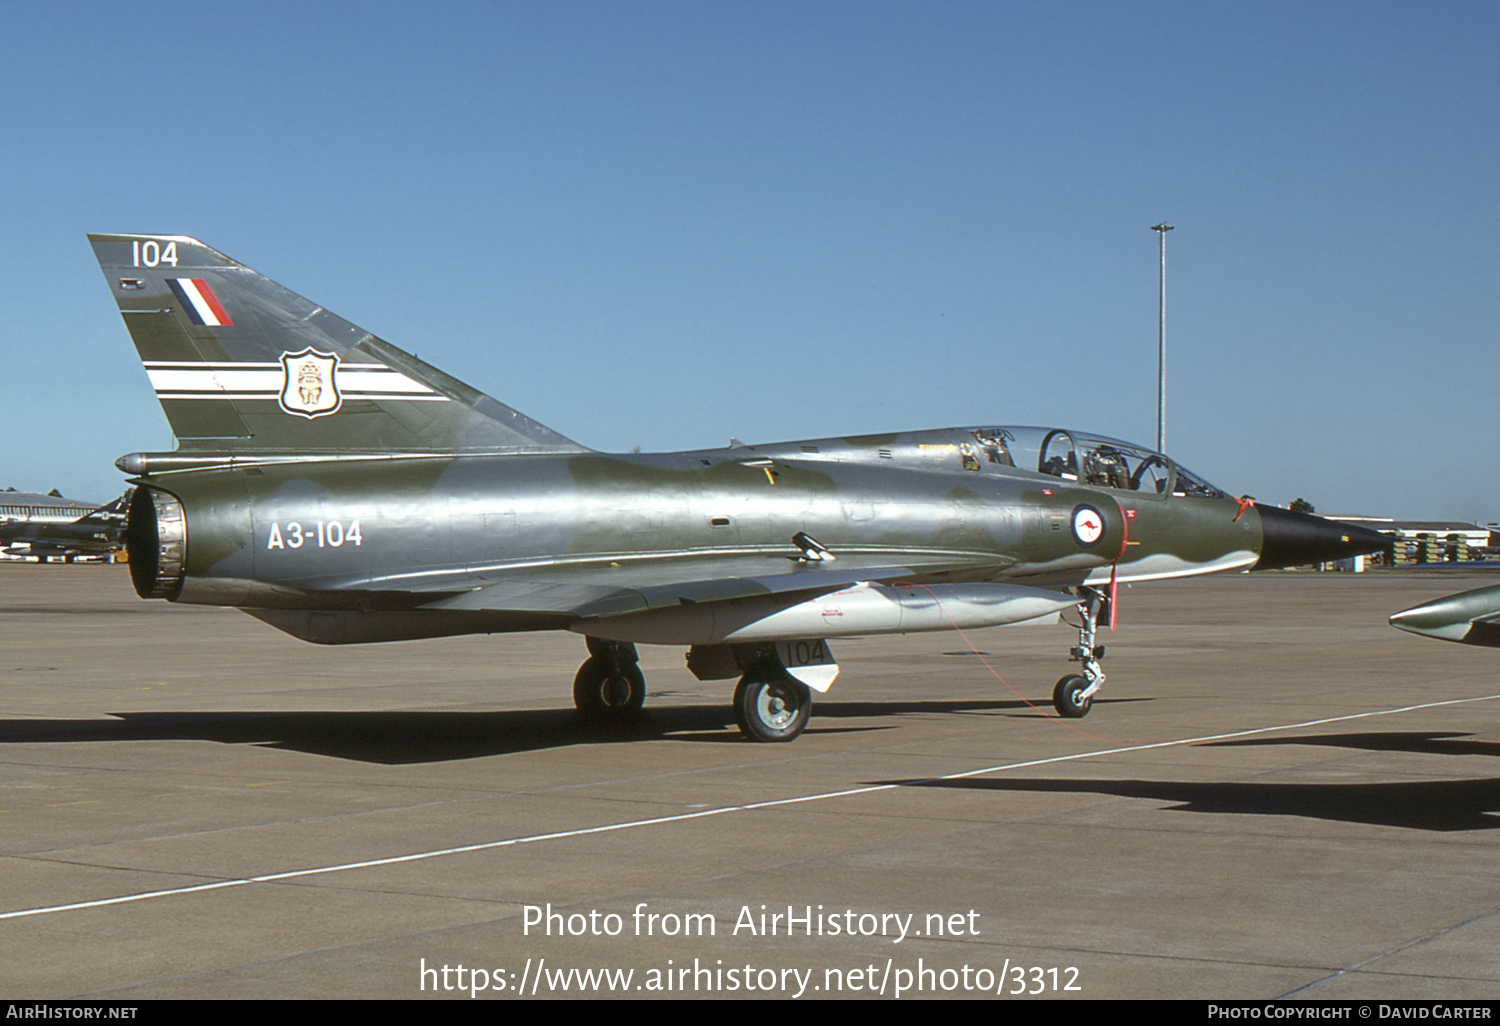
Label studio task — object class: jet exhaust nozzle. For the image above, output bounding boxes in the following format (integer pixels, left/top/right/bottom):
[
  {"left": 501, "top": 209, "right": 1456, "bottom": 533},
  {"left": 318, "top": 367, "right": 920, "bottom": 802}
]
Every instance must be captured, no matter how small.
[
  {"left": 125, "top": 487, "right": 186, "bottom": 600},
  {"left": 1253, "top": 506, "right": 1389, "bottom": 571}
]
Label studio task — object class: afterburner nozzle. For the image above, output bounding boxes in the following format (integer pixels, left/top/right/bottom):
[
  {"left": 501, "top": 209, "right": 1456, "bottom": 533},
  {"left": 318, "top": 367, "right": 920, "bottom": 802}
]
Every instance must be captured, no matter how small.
[{"left": 1253, "top": 506, "right": 1389, "bottom": 571}]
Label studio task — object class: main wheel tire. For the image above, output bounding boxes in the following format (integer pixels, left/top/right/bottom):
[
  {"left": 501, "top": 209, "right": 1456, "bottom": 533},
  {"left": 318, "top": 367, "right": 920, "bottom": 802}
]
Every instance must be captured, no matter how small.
[
  {"left": 1053, "top": 674, "right": 1092, "bottom": 718},
  {"left": 573, "top": 657, "right": 646, "bottom": 714},
  {"left": 733, "top": 672, "right": 811, "bottom": 742}
]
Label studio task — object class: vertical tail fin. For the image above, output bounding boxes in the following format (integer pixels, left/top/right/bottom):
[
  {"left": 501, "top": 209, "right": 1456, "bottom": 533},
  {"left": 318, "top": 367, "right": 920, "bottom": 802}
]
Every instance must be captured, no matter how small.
[{"left": 89, "top": 234, "right": 586, "bottom": 455}]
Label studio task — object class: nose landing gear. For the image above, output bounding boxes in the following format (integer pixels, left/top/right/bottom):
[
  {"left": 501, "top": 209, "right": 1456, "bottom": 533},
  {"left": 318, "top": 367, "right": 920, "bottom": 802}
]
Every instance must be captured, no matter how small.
[{"left": 1054, "top": 585, "right": 1106, "bottom": 718}]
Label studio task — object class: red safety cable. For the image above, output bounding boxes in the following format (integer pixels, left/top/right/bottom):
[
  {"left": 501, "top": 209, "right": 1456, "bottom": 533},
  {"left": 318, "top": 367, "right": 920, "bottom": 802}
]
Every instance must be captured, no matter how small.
[
  {"left": 902, "top": 582, "right": 1123, "bottom": 743},
  {"left": 1108, "top": 502, "right": 1129, "bottom": 631}
]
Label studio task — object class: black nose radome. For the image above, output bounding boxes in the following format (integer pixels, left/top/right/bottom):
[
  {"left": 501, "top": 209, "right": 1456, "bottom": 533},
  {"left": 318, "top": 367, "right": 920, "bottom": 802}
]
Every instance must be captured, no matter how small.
[{"left": 1253, "top": 506, "right": 1389, "bottom": 570}]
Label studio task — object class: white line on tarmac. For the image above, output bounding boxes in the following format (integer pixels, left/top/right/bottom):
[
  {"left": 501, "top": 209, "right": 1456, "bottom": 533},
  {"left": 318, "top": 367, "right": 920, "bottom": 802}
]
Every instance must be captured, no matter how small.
[{"left": 4, "top": 693, "right": 1497, "bottom": 922}]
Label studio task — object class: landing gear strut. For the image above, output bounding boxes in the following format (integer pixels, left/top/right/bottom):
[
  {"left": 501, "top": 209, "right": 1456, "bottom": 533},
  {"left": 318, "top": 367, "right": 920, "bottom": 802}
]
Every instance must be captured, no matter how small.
[
  {"left": 574, "top": 638, "right": 645, "bottom": 716},
  {"left": 1054, "top": 585, "right": 1107, "bottom": 718}
]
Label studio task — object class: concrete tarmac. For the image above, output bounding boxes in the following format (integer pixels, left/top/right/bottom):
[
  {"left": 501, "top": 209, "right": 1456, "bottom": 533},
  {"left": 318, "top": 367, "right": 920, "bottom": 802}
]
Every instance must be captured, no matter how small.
[{"left": 2, "top": 562, "right": 1499, "bottom": 1000}]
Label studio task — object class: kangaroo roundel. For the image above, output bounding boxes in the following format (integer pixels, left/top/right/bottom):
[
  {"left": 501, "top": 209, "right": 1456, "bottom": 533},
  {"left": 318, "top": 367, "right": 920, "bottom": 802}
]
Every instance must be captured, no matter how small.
[
  {"left": 1072, "top": 504, "right": 1105, "bottom": 548},
  {"left": 278, "top": 348, "right": 342, "bottom": 419}
]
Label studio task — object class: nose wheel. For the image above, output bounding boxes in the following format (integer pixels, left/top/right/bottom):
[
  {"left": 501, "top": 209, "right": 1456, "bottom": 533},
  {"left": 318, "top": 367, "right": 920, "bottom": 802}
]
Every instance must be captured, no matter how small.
[{"left": 1052, "top": 674, "right": 1093, "bottom": 718}]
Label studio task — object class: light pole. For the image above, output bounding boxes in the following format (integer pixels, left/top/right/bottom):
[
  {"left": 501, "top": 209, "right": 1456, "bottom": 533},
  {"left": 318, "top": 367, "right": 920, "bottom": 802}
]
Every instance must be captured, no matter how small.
[{"left": 1150, "top": 223, "right": 1173, "bottom": 453}]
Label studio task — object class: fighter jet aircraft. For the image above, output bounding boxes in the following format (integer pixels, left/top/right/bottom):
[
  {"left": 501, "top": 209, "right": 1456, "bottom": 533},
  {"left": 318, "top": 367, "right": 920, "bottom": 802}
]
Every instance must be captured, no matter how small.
[
  {"left": 0, "top": 491, "right": 127, "bottom": 562},
  {"left": 89, "top": 233, "right": 1386, "bottom": 741},
  {"left": 1391, "top": 585, "right": 1500, "bottom": 648}
]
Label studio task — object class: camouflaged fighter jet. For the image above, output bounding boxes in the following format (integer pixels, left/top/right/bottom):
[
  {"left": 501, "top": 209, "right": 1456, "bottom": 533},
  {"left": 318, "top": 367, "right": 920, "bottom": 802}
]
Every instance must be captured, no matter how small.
[
  {"left": 0, "top": 491, "right": 128, "bottom": 562},
  {"left": 89, "top": 233, "right": 1387, "bottom": 742},
  {"left": 1391, "top": 586, "right": 1500, "bottom": 648}
]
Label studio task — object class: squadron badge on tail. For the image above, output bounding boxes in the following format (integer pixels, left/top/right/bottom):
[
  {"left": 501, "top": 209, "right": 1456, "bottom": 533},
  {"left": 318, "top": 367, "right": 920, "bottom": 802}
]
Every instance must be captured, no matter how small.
[{"left": 278, "top": 347, "right": 341, "bottom": 419}]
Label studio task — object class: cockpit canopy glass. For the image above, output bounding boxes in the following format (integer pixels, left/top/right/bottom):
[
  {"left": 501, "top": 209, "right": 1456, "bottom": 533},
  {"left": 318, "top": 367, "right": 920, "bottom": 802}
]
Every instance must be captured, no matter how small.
[{"left": 972, "top": 427, "right": 1225, "bottom": 498}]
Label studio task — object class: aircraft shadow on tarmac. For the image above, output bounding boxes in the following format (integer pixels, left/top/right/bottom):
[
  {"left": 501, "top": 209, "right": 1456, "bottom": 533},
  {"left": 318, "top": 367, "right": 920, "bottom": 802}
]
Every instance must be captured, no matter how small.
[
  {"left": 0, "top": 696, "right": 1129, "bottom": 764},
  {"left": 1200, "top": 731, "right": 1500, "bottom": 759},
  {"left": 882, "top": 747, "right": 1500, "bottom": 832}
]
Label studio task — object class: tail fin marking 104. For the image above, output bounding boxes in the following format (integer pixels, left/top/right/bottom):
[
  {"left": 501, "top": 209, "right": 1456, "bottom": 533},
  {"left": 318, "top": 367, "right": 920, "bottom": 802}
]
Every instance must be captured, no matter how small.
[{"left": 89, "top": 233, "right": 586, "bottom": 456}]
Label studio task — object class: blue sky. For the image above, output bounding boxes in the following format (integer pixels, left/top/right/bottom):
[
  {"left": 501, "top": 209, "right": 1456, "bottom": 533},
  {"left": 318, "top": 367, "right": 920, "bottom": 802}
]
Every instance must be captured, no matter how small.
[{"left": 3, "top": 1, "right": 1496, "bottom": 520}]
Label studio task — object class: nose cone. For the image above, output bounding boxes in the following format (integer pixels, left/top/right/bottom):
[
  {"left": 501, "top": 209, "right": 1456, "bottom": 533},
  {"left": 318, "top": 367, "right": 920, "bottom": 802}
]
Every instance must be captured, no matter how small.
[
  {"left": 1253, "top": 505, "right": 1389, "bottom": 571},
  {"left": 1390, "top": 584, "right": 1500, "bottom": 647}
]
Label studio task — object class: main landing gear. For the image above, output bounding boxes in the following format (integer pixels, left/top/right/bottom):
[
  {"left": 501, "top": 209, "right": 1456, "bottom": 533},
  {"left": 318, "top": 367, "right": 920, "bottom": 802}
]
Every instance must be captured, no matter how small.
[
  {"left": 574, "top": 637, "right": 821, "bottom": 743},
  {"left": 1053, "top": 585, "right": 1107, "bottom": 719},
  {"left": 573, "top": 638, "right": 645, "bottom": 715},
  {"left": 732, "top": 664, "right": 811, "bottom": 743}
]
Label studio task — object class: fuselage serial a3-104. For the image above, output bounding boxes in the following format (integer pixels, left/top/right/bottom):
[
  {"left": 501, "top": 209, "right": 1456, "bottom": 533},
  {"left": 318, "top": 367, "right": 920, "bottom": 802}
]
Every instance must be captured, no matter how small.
[{"left": 90, "top": 234, "right": 1386, "bottom": 742}]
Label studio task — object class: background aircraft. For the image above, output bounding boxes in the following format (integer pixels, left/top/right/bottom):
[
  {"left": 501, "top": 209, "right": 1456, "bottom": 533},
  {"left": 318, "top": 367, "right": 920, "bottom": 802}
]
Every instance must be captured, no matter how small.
[
  {"left": 90, "top": 233, "right": 1385, "bottom": 741},
  {"left": 0, "top": 490, "right": 127, "bottom": 562},
  {"left": 1390, "top": 586, "right": 1500, "bottom": 648}
]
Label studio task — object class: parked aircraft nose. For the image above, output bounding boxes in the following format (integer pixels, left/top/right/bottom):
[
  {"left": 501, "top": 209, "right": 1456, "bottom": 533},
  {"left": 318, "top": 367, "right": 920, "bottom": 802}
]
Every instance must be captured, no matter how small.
[
  {"left": 1253, "top": 505, "right": 1389, "bottom": 571},
  {"left": 1390, "top": 585, "right": 1500, "bottom": 647}
]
